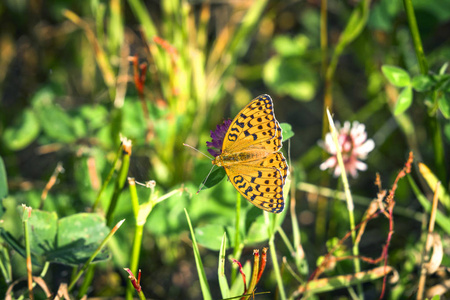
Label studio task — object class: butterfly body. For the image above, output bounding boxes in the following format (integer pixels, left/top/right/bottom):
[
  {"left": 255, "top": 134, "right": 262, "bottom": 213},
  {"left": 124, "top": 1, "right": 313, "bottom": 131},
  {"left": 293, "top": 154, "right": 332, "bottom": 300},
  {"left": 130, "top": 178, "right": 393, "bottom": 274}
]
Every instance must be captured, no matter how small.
[
  {"left": 213, "top": 149, "right": 268, "bottom": 166},
  {"left": 212, "top": 94, "right": 288, "bottom": 213}
]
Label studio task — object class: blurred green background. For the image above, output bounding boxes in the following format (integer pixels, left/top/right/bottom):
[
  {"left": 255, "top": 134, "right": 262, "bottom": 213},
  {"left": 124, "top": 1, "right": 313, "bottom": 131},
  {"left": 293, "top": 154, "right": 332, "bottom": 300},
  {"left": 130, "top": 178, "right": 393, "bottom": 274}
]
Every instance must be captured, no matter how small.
[{"left": 0, "top": 0, "right": 449, "bottom": 299}]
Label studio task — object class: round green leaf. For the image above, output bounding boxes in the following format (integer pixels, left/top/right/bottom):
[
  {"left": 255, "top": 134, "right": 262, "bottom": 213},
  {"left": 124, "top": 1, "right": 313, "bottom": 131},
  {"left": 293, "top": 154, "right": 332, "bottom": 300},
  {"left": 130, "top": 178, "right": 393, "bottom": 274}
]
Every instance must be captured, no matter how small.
[
  {"left": 52, "top": 213, "right": 110, "bottom": 265},
  {"left": 2, "top": 109, "right": 40, "bottom": 150},
  {"left": 246, "top": 215, "right": 269, "bottom": 244},
  {"left": 394, "top": 86, "right": 413, "bottom": 115},
  {"left": 203, "top": 167, "right": 226, "bottom": 190},
  {"left": 280, "top": 122, "right": 294, "bottom": 141},
  {"left": 195, "top": 224, "right": 229, "bottom": 250},
  {"left": 382, "top": 65, "right": 411, "bottom": 87},
  {"left": 273, "top": 34, "right": 309, "bottom": 57}
]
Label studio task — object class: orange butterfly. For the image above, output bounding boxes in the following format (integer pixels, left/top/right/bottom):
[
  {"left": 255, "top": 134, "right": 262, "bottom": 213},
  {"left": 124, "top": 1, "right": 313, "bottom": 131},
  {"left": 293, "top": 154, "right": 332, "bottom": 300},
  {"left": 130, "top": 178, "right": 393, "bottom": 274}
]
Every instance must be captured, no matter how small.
[{"left": 211, "top": 95, "right": 288, "bottom": 213}]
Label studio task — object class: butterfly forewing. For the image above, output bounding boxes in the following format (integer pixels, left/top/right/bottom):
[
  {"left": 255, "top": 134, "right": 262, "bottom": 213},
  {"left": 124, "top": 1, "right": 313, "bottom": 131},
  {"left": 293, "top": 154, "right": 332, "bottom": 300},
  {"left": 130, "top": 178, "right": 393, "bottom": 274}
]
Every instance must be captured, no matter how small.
[{"left": 223, "top": 95, "right": 280, "bottom": 154}]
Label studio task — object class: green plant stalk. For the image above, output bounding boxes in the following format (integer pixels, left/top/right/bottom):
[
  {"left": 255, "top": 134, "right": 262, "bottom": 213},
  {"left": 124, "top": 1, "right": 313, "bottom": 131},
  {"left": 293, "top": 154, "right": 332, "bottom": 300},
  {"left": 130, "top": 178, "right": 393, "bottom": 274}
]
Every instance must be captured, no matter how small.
[
  {"left": 92, "top": 144, "right": 123, "bottom": 210},
  {"left": 0, "top": 245, "right": 11, "bottom": 284},
  {"left": 126, "top": 224, "right": 144, "bottom": 300},
  {"left": 78, "top": 143, "right": 130, "bottom": 297},
  {"left": 207, "top": 0, "right": 268, "bottom": 105},
  {"left": 277, "top": 227, "right": 295, "bottom": 255},
  {"left": 402, "top": 0, "right": 428, "bottom": 74},
  {"left": 428, "top": 117, "right": 446, "bottom": 183},
  {"left": 326, "top": 110, "right": 363, "bottom": 298},
  {"left": 320, "top": 0, "right": 328, "bottom": 75},
  {"left": 184, "top": 209, "right": 212, "bottom": 300},
  {"left": 126, "top": 180, "right": 145, "bottom": 300},
  {"left": 294, "top": 266, "right": 393, "bottom": 297},
  {"left": 408, "top": 175, "right": 450, "bottom": 234},
  {"left": 419, "top": 163, "right": 450, "bottom": 211},
  {"left": 268, "top": 235, "right": 286, "bottom": 300},
  {"left": 218, "top": 233, "right": 230, "bottom": 299},
  {"left": 402, "top": 0, "right": 446, "bottom": 184},
  {"left": 77, "top": 265, "right": 95, "bottom": 298},
  {"left": 128, "top": 177, "right": 140, "bottom": 218},
  {"left": 69, "top": 219, "right": 125, "bottom": 291},
  {"left": 106, "top": 149, "right": 131, "bottom": 227},
  {"left": 231, "top": 192, "right": 242, "bottom": 282},
  {"left": 22, "top": 207, "right": 34, "bottom": 300},
  {"left": 108, "top": 0, "right": 124, "bottom": 55},
  {"left": 95, "top": 2, "right": 106, "bottom": 45},
  {"left": 319, "top": 0, "right": 371, "bottom": 250}
]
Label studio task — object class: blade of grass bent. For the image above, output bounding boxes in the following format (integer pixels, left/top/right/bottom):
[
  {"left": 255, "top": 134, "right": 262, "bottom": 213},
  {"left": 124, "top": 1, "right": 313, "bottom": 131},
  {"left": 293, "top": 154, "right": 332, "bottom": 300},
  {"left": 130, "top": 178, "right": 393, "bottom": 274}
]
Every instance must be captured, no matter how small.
[
  {"left": 218, "top": 233, "right": 230, "bottom": 299},
  {"left": 184, "top": 209, "right": 212, "bottom": 300}
]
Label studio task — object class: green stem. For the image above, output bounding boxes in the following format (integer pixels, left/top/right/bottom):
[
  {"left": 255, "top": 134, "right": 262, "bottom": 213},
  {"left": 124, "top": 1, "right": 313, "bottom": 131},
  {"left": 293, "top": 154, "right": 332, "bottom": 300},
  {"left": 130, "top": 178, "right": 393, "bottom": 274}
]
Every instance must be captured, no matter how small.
[
  {"left": 106, "top": 148, "right": 131, "bottom": 227},
  {"left": 92, "top": 144, "right": 122, "bottom": 211},
  {"left": 402, "top": 0, "right": 446, "bottom": 183},
  {"left": 326, "top": 110, "right": 363, "bottom": 298},
  {"left": 402, "top": 0, "right": 428, "bottom": 74},
  {"left": 232, "top": 192, "right": 242, "bottom": 281},
  {"left": 126, "top": 224, "right": 144, "bottom": 300},
  {"left": 126, "top": 177, "right": 145, "bottom": 300},
  {"left": 268, "top": 236, "right": 286, "bottom": 300},
  {"left": 23, "top": 207, "right": 34, "bottom": 300},
  {"left": 0, "top": 245, "right": 11, "bottom": 284}
]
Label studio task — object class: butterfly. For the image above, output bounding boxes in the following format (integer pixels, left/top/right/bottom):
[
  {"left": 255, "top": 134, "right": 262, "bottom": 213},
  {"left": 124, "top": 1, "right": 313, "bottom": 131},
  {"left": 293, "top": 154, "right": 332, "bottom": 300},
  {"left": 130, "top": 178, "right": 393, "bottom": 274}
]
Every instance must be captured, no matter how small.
[{"left": 212, "top": 94, "right": 288, "bottom": 213}]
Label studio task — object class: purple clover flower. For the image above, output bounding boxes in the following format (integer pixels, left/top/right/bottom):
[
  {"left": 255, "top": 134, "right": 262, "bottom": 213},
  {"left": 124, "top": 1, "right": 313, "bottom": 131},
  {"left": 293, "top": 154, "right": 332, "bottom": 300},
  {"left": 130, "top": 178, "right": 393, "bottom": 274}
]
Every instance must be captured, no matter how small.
[{"left": 206, "top": 119, "right": 232, "bottom": 157}]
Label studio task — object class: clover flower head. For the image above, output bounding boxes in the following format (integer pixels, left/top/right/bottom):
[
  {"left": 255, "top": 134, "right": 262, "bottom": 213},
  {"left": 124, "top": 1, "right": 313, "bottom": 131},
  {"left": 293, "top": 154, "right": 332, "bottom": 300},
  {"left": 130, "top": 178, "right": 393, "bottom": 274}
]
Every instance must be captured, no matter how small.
[
  {"left": 206, "top": 119, "right": 232, "bottom": 157},
  {"left": 319, "top": 121, "right": 375, "bottom": 178}
]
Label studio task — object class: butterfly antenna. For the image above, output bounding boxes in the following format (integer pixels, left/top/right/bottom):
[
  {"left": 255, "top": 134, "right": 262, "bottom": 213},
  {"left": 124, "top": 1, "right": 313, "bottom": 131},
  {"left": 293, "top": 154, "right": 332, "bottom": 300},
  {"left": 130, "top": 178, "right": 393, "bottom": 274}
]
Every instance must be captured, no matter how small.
[
  {"left": 183, "top": 143, "right": 213, "bottom": 159},
  {"left": 197, "top": 165, "right": 216, "bottom": 194}
]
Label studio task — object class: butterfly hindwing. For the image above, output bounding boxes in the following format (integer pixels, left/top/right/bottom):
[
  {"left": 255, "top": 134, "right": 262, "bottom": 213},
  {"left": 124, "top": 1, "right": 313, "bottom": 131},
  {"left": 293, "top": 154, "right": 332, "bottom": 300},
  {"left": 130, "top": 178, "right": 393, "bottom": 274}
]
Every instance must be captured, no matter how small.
[{"left": 224, "top": 161, "right": 285, "bottom": 213}]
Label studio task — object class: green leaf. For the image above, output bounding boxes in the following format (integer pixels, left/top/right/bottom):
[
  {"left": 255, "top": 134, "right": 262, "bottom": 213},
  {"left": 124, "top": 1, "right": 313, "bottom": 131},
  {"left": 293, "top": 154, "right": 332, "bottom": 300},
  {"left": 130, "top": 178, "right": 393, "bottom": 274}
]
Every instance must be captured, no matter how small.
[
  {"left": 195, "top": 224, "right": 229, "bottom": 251},
  {"left": 264, "top": 56, "right": 317, "bottom": 101},
  {"left": 394, "top": 86, "right": 413, "bottom": 115},
  {"left": 273, "top": 35, "right": 309, "bottom": 57},
  {"left": 31, "top": 88, "right": 77, "bottom": 143},
  {"left": 245, "top": 215, "right": 269, "bottom": 244},
  {"left": 280, "top": 123, "right": 294, "bottom": 141},
  {"left": 29, "top": 210, "right": 58, "bottom": 257},
  {"left": 439, "top": 62, "right": 448, "bottom": 75},
  {"left": 338, "top": 0, "right": 370, "bottom": 45},
  {"left": 382, "top": 65, "right": 411, "bottom": 87},
  {"left": 0, "top": 156, "right": 7, "bottom": 200},
  {"left": 51, "top": 213, "right": 110, "bottom": 265},
  {"left": 412, "top": 74, "right": 435, "bottom": 92},
  {"left": 444, "top": 123, "right": 450, "bottom": 142},
  {"left": 438, "top": 93, "right": 450, "bottom": 119},
  {"left": 1, "top": 211, "right": 111, "bottom": 267},
  {"left": 202, "top": 167, "right": 227, "bottom": 190},
  {"left": 2, "top": 109, "right": 40, "bottom": 150}
]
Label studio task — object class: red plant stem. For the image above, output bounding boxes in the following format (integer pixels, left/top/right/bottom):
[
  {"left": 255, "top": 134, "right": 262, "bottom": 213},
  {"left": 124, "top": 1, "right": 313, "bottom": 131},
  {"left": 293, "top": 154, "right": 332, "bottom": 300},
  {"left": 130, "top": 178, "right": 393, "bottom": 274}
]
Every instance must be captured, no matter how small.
[
  {"left": 124, "top": 268, "right": 141, "bottom": 293},
  {"left": 380, "top": 152, "right": 413, "bottom": 299},
  {"left": 257, "top": 247, "right": 268, "bottom": 283},
  {"left": 232, "top": 259, "right": 247, "bottom": 294}
]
